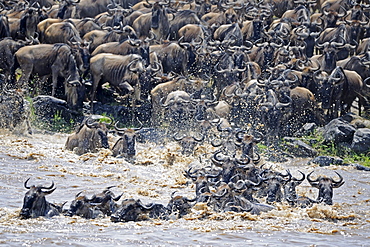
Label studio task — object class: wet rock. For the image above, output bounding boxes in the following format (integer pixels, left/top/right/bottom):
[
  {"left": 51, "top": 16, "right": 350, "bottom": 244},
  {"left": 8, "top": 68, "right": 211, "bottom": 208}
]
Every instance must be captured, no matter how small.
[
  {"left": 322, "top": 119, "right": 356, "bottom": 144},
  {"left": 294, "top": 123, "right": 317, "bottom": 137},
  {"left": 283, "top": 137, "right": 318, "bottom": 157},
  {"left": 351, "top": 128, "right": 370, "bottom": 153},
  {"left": 309, "top": 156, "right": 344, "bottom": 166},
  {"left": 33, "top": 95, "right": 80, "bottom": 124},
  {"left": 353, "top": 163, "right": 370, "bottom": 171},
  {"left": 340, "top": 112, "right": 361, "bottom": 123}
]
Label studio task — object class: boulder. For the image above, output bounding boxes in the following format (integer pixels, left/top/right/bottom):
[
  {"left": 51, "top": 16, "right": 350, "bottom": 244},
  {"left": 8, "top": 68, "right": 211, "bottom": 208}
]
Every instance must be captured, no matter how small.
[
  {"left": 323, "top": 119, "right": 356, "bottom": 144},
  {"left": 340, "top": 112, "right": 361, "bottom": 123},
  {"left": 353, "top": 163, "right": 370, "bottom": 171},
  {"left": 351, "top": 128, "right": 370, "bottom": 153},
  {"left": 283, "top": 137, "right": 318, "bottom": 157},
  {"left": 294, "top": 123, "right": 317, "bottom": 137},
  {"left": 309, "top": 156, "right": 344, "bottom": 166},
  {"left": 33, "top": 95, "right": 80, "bottom": 124}
]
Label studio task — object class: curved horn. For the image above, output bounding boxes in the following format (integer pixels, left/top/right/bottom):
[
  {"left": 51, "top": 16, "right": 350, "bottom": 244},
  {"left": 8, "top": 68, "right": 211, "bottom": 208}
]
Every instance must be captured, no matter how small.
[
  {"left": 212, "top": 149, "right": 226, "bottom": 162},
  {"left": 192, "top": 133, "right": 204, "bottom": 142},
  {"left": 138, "top": 200, "right": 155, "bottom": 210},
  {"left": 332, "top": 171, "right": 345, "bottom": 188},
  {"left": 114, "top": 121, "right": 127, "bottom": 132},
  {"left": 307, "top": 171, "right": 320, "bottom": 188},
  {"left": 173, "top": 132, "right": 186, "bottom": 141},
  {"left": 24, "top": 178, "right": 31, "bottom": 189},
  {"left": 41, "top": 181, "right": 54, "bottom": 190}
]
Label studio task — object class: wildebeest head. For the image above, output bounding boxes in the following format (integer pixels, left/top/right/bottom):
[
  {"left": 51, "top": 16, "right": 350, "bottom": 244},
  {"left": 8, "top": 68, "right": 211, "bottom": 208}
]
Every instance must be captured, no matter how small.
[
  {"left": 69, "top": 40, "right": 91, "bottom": 73},
  {"left": 65, "top": 191, "right": 104, "bottom": 219},
  {"left": 20, "top": 178, "right": 56, "bottom": 219},
  {"left": 235, "top": 130, "right": 263, "bottom": 162},
  {"left": 111, "top": 121, "right": 142, "bottom": 158},
  {"left": 284, "top": 170, "right": 305, "bottom": 201},
  {"left": 167, "top": 192, "right": 196, "bottom": 218},
  {"left": 64, "top": 80, "right": 85, "bottom": 112},
  {"left": 319, "top": 66, "right": 345, "bottom": 110},
  {"left": 57, "top": 0, "right": 79, "bottom": 19},
  {"left": 110, "top": 198, "right": 154, "bottom": 222},
  {"left": 307, "top": 171, "right": 344, "bottom": 205},
  {"left": 85, "top": 117, "right": 111, "bottom": 150},
  {"left": 261, "top": 170, "right": 292, "bottom": 204},
  {"left": 150, "top": 1, "right": 170, "bottom": 40},
  {"left": 184, "top": 167, "right": 221, "bottom": 199},
  {"left": 173, "top": 132, "right": 204, "bottom": 155}
]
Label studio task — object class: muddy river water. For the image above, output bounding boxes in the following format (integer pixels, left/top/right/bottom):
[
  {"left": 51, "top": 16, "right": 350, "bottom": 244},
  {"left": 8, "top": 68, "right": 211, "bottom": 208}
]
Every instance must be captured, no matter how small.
[{"left": 0, "top": 130, "right": 369, "bottom": 246}]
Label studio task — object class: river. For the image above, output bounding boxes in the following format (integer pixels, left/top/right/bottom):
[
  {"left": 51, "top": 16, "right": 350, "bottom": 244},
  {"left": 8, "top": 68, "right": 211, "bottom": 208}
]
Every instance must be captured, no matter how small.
[{"left": 0, "top": 130, "right": 369, "bottom": 246}]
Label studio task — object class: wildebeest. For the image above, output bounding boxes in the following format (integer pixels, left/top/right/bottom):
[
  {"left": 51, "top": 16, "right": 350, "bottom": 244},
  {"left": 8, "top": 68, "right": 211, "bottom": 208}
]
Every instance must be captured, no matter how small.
[
  {"left": 20, "top": 178, "right": 60, "bottom": 219},
  {"left": 43, "top": 21, "right": 83, "bottom": 44},
  {"left": 173, "top": 132, "right": 204, "bottom": 155},
  {"left": 66, "top": 187, "right": 122, "bottom": 218},
  {"left": 307, "top": 171, "right": 345, "bottom": 205},
  {"left": 110, "top": 198, "right": 155, "bottom": 222},
  {"left": 65, "top": 116, "right": 111, "bottom": 155},
  {"left": 14, "top": 43, "right": 84, "bottom": 110},
  {"left": 89, "top": 53, "right": 145, "bottom": 113},
  {"left": 0, "top": 38, "right": 27, "bottom": 84},
  {"left": 65, "top": 191, "right": 104, "bottom": 219},
  {"left": 111, "top": 121, "right": 142, "bottom": 158},
  {"left": 166, "top": 192, "right": 196, "bottom": 218},
  {"left": 319, "top": 66, "right": 368, "bottom": 119}
]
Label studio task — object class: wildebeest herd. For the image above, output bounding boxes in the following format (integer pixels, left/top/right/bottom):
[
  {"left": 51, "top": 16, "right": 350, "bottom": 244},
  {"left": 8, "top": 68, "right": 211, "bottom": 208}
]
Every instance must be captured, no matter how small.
[
  {"left": 20, "top": 160, "right": 345, "bottom": 221},
  {"left": 0, "top": 0, "right": 363, "bottom": 221}
]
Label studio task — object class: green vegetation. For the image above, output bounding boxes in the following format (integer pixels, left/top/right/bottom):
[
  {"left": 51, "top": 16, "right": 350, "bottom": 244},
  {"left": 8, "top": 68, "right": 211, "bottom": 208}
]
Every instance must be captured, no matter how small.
[
  {"left": 297, "top": 131, "right": 370, "bottom": 167},
  {"left": 50, "top": 110, "right": 75, "bottom": 133}
]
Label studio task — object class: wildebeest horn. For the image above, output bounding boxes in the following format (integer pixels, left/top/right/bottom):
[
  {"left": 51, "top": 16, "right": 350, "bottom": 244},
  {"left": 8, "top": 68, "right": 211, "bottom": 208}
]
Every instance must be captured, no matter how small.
[
  {"left": 41, "top": 181, "right": 55, "bottom": 190},
  {"left": 206, "top": 169, "right": 222, "bottom": 179},
  {"left": 150, "top": 61, "right": 162, "bottom": 72},
  {"left": 75, "top": 191, "right": 83, "bottom": 198},
  {"left": 276, "top": 97, "right": 292, "bottom": 109},
  {"left": 192, "top": 133, "right": 204, "bottom": 142},
  {"left": 173, "top": 132, "right": 185, "bottom": 141},
  {"left": 127, "top": 58, "right": 143, "bottom": 72},
  {"left": 138, "top": 200, "right": 155, "bottom": 210},
  {"left": 211, "top": 138, "right": 223, "bottom": 147},
  {"left": 331, "top": 171, "right": 345, "bottom": 188},
  {"left": 184, "top": 167, "right": 199, "bottom": 179},
  {"left": 212, "top": 149, "right": 226, "bottom": 162},
  {"left": 307, "top": 171, "right": 320, "bottom": 188},
  {"left": 184, "top": 196, "right": 197, "bottom": 202},
  {"left": 235, "top": 129, "right": 245, "bottom": 141},
  {"left": 236, "top": 156, "right": 251, "bottom": 166},
  {"left": 114, "top": 121, "right": 127, "bottom": 132},
  {"left": 253, "top": 152, "right": 261, "bottom": 164},
  {"left": 24, "top": 178, "right": 31, "bottom": 189}
]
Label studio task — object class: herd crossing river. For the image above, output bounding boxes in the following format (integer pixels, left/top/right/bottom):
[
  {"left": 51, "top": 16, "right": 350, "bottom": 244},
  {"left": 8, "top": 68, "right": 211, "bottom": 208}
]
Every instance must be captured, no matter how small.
[{"left": 0, "top": 130, "right": 369, "bottom": 246}]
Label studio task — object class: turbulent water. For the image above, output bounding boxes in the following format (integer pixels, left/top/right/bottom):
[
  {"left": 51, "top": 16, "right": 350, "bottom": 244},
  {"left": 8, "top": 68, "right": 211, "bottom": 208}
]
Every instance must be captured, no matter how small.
[{"left": 0, "top": 129, "right": 369, "bottom": 246}]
